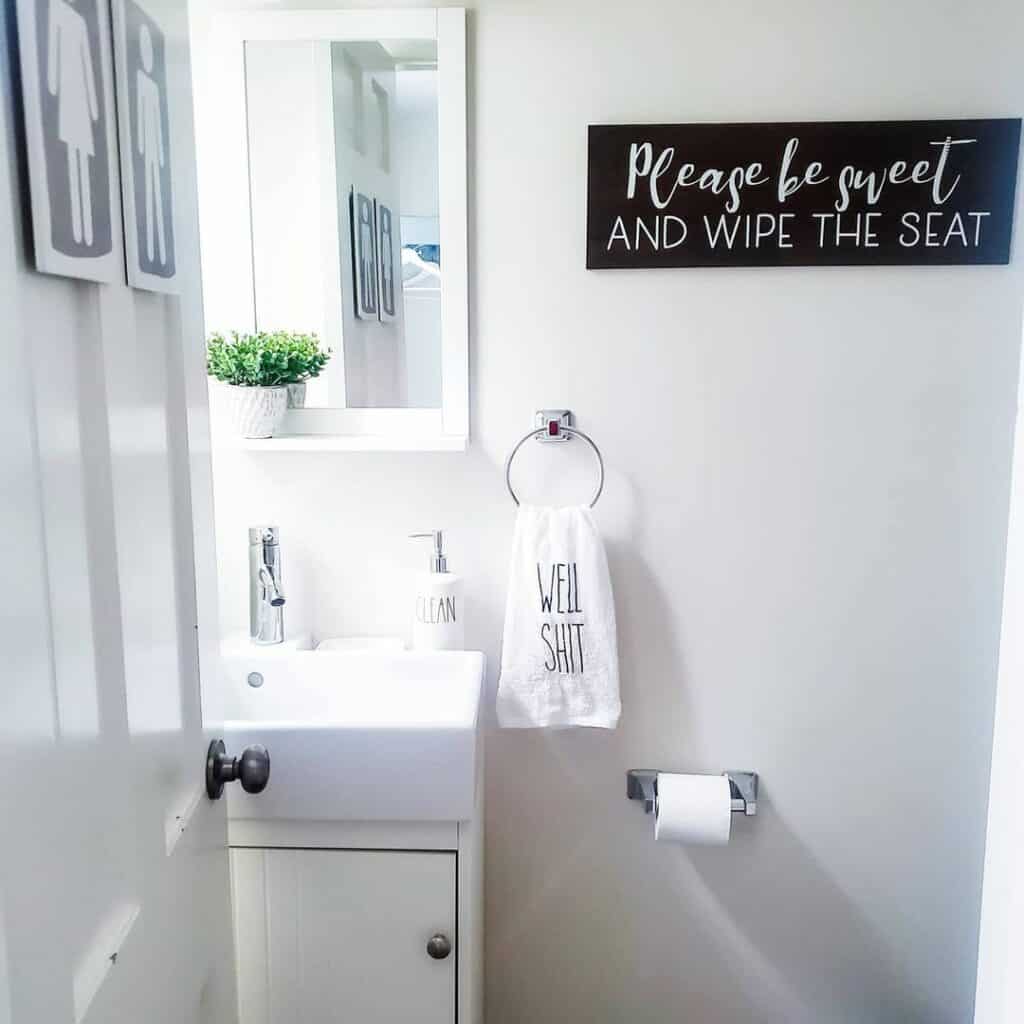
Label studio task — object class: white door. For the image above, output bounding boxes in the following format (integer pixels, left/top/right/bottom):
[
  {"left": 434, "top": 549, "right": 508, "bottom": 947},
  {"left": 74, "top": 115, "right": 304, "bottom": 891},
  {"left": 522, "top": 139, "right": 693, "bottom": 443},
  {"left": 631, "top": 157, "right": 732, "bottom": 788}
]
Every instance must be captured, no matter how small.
[
  {"left": 231, "top": 850, "right": 457, "bottom": 1023},
  {"left": 0, "top": 1, "right": 237, "bottom": 1022},
  {"left": 974, "top": 339, "right": 1024, "bottom": 1022}
]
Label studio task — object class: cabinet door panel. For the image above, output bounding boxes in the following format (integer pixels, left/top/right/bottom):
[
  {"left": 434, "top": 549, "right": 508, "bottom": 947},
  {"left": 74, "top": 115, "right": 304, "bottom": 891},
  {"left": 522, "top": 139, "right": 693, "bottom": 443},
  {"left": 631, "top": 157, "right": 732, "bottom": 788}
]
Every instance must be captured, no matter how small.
[{"left": 231, "top": 849, "right": 456, "bottom": 1023}]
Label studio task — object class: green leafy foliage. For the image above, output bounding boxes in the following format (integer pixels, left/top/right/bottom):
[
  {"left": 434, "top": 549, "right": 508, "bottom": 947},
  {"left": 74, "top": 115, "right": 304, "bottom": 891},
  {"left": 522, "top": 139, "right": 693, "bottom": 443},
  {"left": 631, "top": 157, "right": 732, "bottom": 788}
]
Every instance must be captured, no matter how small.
[{"left": 206, "top": 331, "right": 331, "bottom": 387}]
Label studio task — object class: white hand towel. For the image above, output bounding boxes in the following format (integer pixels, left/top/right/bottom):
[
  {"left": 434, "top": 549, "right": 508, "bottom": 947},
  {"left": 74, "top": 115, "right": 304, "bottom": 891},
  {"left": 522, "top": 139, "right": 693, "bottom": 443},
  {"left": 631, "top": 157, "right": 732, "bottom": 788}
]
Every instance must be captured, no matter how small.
[{"left": 497, "top": 505, "right": 621, "bottom": 729}]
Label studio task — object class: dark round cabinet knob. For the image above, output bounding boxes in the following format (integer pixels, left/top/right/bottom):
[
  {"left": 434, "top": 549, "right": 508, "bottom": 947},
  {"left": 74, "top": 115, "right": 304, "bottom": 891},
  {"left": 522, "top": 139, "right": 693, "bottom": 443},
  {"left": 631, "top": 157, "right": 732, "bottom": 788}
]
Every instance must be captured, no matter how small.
[
  {"left": 206, "top": 740, "right": 271, "bottom": 800},
  {"left": 237, "top": 745, "right": 271, "bottom": 794},
  {"left": 426, "top": 934, "right": 452, "bottom": 960}
]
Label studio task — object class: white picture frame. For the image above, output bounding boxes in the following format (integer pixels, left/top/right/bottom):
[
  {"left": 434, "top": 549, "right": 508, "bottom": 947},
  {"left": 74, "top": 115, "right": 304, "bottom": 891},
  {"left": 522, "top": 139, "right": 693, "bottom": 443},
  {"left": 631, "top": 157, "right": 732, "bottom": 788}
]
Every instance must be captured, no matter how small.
[
  {"left": 111, "top": 0, "right": 179, "bottom": 292},
  {"left": 14, "top": 0, "right": 122, "bottom": 283},
  {"left": 377, "top": 199, "right": 399, "bottom": 323},
  {"left": 350, "top": 188, "right": 378, "bottom": 320}
]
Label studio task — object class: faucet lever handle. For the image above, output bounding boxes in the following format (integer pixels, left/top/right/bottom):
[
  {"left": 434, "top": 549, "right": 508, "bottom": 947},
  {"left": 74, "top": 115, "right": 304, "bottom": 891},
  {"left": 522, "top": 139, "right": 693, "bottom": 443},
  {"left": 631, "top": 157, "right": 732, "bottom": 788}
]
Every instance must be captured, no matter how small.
[{"left": 258, "top": 565, "right": 285, "bottom": 607}]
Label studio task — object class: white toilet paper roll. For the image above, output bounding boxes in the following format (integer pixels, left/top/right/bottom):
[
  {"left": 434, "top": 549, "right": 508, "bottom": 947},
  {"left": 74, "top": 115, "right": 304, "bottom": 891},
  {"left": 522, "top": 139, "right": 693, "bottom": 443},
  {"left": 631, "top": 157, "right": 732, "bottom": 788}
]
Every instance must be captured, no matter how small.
[{"left": 654, "top": 773, "right": 732, "bottom": 846}]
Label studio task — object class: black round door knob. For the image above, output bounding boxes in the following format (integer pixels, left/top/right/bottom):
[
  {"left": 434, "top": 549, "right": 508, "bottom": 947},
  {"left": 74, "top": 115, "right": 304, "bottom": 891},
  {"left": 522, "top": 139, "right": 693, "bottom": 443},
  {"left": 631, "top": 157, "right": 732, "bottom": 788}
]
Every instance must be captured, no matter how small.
[
  {"left": 426, "top": 934, "right": 452, "bottom": 960},
  {"left": 206, "top": 740, "right": 271, "bottom": 800}
]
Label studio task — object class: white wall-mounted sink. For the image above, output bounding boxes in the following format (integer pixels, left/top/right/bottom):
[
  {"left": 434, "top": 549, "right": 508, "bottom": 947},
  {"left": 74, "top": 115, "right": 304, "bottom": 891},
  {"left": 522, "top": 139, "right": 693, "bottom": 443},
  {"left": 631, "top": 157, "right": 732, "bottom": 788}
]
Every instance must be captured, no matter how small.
[{"left": 220, "top": 648, "right": 485, "bottom": 822}]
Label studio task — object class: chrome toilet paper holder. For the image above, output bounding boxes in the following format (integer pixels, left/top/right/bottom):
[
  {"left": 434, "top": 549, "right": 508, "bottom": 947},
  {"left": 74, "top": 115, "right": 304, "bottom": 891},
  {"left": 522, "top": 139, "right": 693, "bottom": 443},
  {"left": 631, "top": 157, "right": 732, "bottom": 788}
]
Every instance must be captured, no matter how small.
[{"left": 626, "top": 769, "right": 759, "bottom": 817}]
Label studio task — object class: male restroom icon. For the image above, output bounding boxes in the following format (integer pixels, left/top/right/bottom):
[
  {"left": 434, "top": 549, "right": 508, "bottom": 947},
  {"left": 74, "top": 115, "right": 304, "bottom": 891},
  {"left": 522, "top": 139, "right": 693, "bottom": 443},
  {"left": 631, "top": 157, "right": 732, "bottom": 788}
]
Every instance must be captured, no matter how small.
[{"left": 135, "top": 22, "right": 166, "bottom": 265}]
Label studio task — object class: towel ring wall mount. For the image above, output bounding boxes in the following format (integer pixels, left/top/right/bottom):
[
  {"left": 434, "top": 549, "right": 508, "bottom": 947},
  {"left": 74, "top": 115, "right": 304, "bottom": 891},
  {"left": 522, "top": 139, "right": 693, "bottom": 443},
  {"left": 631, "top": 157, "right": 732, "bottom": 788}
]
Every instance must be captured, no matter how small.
[{"left": 505, "top": 410, "right": 605, "bottom": 508}]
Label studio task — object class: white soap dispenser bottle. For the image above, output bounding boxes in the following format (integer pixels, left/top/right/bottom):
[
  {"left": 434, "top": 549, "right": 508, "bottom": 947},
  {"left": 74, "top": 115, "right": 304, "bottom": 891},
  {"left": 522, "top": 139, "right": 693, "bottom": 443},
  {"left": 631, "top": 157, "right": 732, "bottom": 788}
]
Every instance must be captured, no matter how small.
[{"left": 409, "top": 531, "right": 464, "bottom": 650}]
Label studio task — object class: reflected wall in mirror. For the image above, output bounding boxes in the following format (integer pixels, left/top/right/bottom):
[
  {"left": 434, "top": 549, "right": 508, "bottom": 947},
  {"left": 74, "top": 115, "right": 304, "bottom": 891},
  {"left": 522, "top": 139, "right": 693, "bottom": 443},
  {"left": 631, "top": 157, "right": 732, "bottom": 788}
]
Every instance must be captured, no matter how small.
[{"left": 243, "top": 38, "right": 442, "bottom": 409}]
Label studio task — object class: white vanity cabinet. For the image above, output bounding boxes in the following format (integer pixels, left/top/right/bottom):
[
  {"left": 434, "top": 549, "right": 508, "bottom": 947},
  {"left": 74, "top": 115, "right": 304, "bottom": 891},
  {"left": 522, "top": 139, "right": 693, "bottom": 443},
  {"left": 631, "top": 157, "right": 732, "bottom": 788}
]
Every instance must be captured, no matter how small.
[
  {"left": 218, "top": 648, "right": 485, "bottom": 1024},
  {"left": 231, "top": 848, "right": 456, "bottom": 1023}
]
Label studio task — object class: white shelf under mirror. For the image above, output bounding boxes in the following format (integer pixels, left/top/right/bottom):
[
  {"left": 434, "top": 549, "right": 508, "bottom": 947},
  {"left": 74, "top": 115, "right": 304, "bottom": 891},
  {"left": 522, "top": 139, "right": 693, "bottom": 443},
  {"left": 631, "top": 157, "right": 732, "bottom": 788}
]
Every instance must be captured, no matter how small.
[
  {"left": 208, "top": 391, "right": 468, "bottom": 451},
  {"left": 223, "top": 434, "right": 468, "bottom": 453}
]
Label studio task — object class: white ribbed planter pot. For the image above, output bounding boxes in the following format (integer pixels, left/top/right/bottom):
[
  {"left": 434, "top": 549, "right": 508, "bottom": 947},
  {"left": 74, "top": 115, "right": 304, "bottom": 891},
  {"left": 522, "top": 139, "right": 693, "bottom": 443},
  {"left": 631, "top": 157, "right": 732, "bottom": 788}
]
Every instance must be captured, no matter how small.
[
  {"left": 287, "top": 381, "right": 307, "bottom": 409},
  {"left": 228, "top": 385, "right": 288, "bottom": 438}
]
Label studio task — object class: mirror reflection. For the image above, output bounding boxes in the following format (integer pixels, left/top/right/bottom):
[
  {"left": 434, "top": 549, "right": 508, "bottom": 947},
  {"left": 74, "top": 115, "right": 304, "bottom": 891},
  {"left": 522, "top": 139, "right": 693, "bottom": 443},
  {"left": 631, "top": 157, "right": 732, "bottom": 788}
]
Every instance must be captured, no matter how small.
[{"left": 244, "top": 39, "right": 441, "bottom": 409}]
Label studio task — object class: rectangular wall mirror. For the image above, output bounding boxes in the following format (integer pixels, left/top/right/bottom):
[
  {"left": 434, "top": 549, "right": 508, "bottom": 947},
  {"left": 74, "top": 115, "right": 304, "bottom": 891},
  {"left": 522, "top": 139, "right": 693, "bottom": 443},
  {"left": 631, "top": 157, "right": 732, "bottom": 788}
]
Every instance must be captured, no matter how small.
[{"left": 193, "top": 9, "right": 468, "bottom": 449}]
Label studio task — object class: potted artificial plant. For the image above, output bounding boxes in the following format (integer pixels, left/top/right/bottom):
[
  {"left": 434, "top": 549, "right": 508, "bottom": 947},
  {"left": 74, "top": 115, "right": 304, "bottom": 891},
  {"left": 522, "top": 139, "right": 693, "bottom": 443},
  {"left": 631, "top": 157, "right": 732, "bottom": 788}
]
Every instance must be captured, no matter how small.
[{"left": 206, "top": 331, "right": 330, "bottom": 438}]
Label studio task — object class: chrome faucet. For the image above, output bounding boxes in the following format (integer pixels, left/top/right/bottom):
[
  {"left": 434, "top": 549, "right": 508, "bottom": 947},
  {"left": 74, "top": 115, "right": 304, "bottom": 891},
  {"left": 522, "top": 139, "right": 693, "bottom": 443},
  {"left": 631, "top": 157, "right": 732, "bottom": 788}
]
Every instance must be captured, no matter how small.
[{"left": 249, "top": 526, "right": 285, "bottom": 645}]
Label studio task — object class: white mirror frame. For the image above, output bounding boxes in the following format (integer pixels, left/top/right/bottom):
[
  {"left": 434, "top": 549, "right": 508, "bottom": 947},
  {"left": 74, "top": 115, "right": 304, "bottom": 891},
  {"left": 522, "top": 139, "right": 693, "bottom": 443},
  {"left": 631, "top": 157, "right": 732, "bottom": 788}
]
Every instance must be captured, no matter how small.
[{"left": 192, "top": 8, "right": 468, "bottom": 451}]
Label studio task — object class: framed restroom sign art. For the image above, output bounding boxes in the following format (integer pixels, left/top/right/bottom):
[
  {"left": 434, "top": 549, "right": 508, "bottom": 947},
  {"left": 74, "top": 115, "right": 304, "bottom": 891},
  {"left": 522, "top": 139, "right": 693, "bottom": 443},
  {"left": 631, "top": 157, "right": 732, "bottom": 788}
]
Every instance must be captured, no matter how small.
[
  {"left": 112, "top": 0, "right": 179, "bottom": 292},
  {"left": 586, "top": 119, "right": 1021, "bottom": 268},
  {"left": 14, "top": 0, "right": 122, "bottom": 282}
]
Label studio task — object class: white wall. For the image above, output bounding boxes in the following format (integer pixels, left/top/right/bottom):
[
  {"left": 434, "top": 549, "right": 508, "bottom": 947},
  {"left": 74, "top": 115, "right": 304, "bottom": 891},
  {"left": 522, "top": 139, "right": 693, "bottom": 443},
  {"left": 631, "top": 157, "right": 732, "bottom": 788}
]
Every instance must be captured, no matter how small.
[
  {"left": 397, "top": 67, "right": 442, "bottom": 408},
  {"left": 207, "top": 1, "right": 1024, "bottom": 1021},
  {"left": 330, "top": 44, "right": 407, "bottom": 407},
  {"left": 396, "top": 69, "right": 439, "bottom": 219},
  {"left": 245, "top": 40, "right": 325, "bottom": 339}
]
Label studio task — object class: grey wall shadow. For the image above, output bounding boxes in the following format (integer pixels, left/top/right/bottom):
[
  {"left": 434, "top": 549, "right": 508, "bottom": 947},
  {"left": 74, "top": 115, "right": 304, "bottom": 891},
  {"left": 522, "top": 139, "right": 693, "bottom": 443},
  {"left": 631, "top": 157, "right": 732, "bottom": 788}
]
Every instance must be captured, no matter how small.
[
  {"left": 681, "top": 806, "right": 942, "bottom": 1023},
  {"left": 485, "top": 538, "right": 707, "bottom": 1024},
  {"left": 483, "top": 464, "right": 952, "bottom": 1023}
]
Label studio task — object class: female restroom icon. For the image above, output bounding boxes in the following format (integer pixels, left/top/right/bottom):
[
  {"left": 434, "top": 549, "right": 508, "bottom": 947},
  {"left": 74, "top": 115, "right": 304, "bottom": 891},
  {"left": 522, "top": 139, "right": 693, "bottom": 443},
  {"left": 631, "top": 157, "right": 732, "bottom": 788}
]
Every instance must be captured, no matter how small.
[{"left": 47, "top": 0, "right": 100, "bottom": 247}]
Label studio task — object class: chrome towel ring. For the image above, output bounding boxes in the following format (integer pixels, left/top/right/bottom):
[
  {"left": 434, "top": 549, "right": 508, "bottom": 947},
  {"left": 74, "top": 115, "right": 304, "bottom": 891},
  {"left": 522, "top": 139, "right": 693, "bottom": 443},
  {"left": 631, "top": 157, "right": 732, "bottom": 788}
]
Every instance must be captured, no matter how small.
[{"left": 504, "top": 410, "right": 605, "bottom": 508}]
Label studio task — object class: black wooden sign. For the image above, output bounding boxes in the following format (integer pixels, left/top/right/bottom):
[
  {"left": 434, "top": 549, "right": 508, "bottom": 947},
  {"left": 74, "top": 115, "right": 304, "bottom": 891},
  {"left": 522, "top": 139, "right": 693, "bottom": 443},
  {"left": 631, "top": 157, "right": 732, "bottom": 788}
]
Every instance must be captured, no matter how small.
[{"left": 586, "top": 119, "right": 1021, "bottom": 268}]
